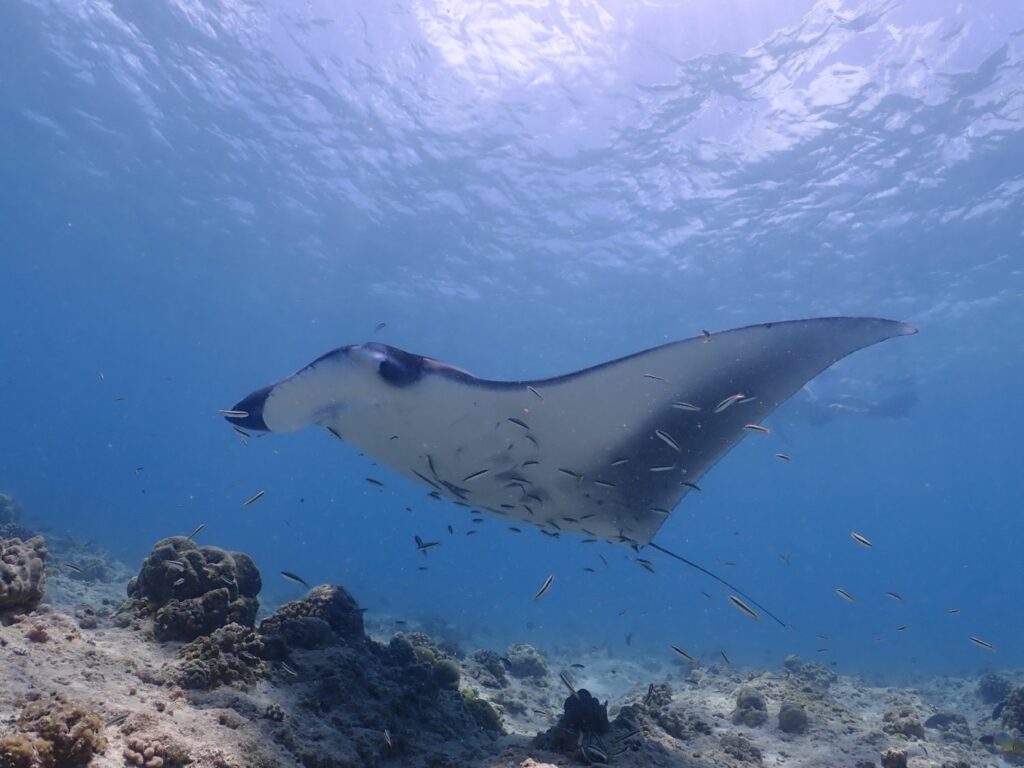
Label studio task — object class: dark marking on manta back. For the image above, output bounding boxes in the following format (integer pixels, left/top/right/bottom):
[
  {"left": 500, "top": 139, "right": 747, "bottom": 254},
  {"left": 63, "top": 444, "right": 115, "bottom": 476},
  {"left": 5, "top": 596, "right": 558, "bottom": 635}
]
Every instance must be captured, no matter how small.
[{"left": 369, "top": 344, "right": 426, "bottom": 386}]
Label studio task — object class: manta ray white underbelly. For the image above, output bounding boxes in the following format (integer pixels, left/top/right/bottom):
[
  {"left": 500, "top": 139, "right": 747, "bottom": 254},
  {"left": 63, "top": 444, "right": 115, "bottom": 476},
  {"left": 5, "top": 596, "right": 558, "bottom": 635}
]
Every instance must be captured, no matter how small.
[{"left": 226, "top": 317, "right": 915, "bottom": 547}]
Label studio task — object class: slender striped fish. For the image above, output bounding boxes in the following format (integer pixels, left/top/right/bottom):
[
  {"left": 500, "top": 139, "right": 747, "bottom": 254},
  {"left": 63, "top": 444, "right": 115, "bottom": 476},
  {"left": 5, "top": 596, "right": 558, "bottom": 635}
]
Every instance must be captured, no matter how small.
[
  {"left": 533, "top": 574, "right": 555, "bottom": 601},
  {"left": 713, "top": 394, "right": 745, "bottom": 413},
  {"left": 728, "top": 595, "right": 760, "bottom": 622},
  {"left": 670, "top": 644, "right": 697, "bottom": 664}
]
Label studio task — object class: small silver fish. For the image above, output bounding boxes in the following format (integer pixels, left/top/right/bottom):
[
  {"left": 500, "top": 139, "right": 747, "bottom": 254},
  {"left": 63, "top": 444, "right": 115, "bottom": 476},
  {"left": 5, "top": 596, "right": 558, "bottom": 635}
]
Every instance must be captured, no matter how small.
[
  {"left": 527, "top": 385, "right": 544, "bottom": 402},
  {"left": 166, "top": 560, "right": 186, "bottom": 572},
  {"left": 280, "top": 661, "right": 299, "bottom": 676},
  {"left": 533, "top": 574, "right": 555, "bottom": 601},
  {"left": 849, "top": 531, "right": 872, "bottom": 548},
  {"left": 383, "top": 728, "right": 393, "bottom": 748},
  {"left": 374, "top": 322, "right": 387, "bottom": 332},
  {"left": 728, "top": 595, "right": 760, "bottom": 621},
  {"left": 642, "top": 373, "right": 668, "bottom": 382},
  {"left": 743, "top": 423, "right": 770, "bottom": 434},
  {"left": 173, "top": 577, "right": 185, "bottom": 587},
  {"left": 218, "top": 409, "right": 249, "bottom": 418},
  {"left": 60, "top": 562, "right": 83, "bottom": 573},
  {"left": 774, "top": 452, "right": 792, "bottom": 462},
  {"left": 187, "top": 523, "right": 205, "bottom": 540},
  {"left": 649, "top": 465, "right": 675, "bottom": 473},
  {"left": 885, "top": 591, "right": 903, "bottom": 602},
  {"left": 462, "top": 469, "right": 490, "bottom": 481},
  {"left": 241, "top": 490, "right": 266, "bottom": 508},
  {"left": 835, "top": 587, "right": 856, "bottom": 603}
]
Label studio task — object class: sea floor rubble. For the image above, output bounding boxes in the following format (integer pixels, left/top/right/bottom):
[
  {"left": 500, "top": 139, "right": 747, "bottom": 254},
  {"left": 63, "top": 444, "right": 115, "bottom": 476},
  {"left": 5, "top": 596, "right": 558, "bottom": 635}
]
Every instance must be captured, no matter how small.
[{"left": 0, "top": 513, "right": 1020, "bottom": 767}]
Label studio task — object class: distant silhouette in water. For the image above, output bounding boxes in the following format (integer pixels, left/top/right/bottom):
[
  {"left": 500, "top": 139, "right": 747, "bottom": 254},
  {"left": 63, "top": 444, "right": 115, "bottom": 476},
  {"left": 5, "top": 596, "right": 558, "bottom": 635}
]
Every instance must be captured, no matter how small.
[{"left": 779, "top": 375, "right": 918, "bottom": 428}]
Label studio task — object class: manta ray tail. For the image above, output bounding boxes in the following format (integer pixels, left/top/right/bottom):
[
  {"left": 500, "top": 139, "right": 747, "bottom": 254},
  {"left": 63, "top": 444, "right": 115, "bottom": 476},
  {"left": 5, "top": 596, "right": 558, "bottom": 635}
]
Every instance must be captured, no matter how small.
[{"left": 647, "top": 541, "right": 787, "bottom": 628}]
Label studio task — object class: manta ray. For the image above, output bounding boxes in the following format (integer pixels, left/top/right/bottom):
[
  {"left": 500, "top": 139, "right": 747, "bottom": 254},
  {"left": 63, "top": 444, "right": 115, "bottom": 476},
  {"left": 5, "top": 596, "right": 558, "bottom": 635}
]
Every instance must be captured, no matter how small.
[{"left": 226, "top": 317, "right": 915, "bottom": 624}]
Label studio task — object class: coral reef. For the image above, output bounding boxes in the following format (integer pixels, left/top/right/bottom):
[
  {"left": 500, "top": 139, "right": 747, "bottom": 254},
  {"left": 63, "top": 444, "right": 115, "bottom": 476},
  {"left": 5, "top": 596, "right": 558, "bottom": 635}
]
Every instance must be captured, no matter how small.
[
  {"left": 1003, "top": 685, "right": 1024, "bottom": 731},
  {"left": 732, "top": 686, "right": 769, "bottom": 727},
  {"left": 978, "top": 672, "right": 1012, "bottom": 703},
  {"left": 778, "top": 701, "right": 808, "bottom": 734},
  {"left": 121, "top": 537, "right": 261, "bottom": 642},
  {"left": 721, "top": 733, "right": 763, "bottom": 764},
  {"left": 782, "top": 655, "right": 837, "bottom": 691},
  {"left": 881, "top": 747, "right": 909, "bottom": 768},
  {"left": 466, "top": 648, "right": 510, "bottom": 689},
  {"left": 257, "top": 584, "right": 363, "bottom": 653},
  {"left": 167, "top": 622, "right": 265, "bottom": 690},
  {"left": 0, "top": 694, "right": 106, "bottom": 767},
  {"left": 0, "top": 535, "right": 47, "bottom": 619},
  {"left": 121, "top": 735, "right": 193, "bottom": 767},
  {"left": 978, "top": 675, "right": 1011, "bottom": 708},
  {"left": 506, "top": 642, "right": 549, "bottom": 679},
  {"left": 924, "top": 711, "right": 971, "bottom": 744},
  {"left": 882, "top": 706, "right": 925, "bottom": 739}
]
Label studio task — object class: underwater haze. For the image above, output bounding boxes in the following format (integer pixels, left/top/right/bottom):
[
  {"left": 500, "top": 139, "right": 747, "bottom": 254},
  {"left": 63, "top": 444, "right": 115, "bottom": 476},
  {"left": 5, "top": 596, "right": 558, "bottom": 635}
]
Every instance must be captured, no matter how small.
[{"left": 2, "top": 0, "right": 1023, "bottom": 683}]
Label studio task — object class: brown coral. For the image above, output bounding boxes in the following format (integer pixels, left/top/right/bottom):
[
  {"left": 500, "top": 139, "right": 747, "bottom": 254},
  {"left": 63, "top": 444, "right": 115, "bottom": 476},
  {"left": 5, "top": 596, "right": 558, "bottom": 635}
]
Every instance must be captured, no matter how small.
[
  {"left": 0, "top": 536, "right": 47, "bottom": 619},
  {"left": 121, "top": 537, "right": 261, "bottom": 642},
  {"left": 0, "top": 693, "right": 106, "bottom": 767},
  {"left": 257, "top": 584, "right": 364, "bottom": 651},
  {"left": 167, "top": 622, "right": 265, "bottom": 690}
]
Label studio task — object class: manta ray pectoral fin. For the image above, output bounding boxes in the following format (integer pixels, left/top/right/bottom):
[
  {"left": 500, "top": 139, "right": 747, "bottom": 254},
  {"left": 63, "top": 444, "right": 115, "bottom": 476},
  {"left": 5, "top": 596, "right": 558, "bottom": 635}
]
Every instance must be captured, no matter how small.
[{"left": 227, "top": 317, "right": 915, "bottom": 546}]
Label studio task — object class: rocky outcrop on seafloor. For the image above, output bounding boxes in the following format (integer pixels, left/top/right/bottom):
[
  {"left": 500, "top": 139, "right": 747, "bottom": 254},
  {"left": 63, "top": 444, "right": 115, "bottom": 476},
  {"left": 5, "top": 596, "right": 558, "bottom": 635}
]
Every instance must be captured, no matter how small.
[
  {"left": 978, "top": 672, "right": 1012, "bottom": 703},
  {"left": 732, "top": 685, "right": 769, "bottom": 727},
  {"left": 778, "top": 701, "right": 808, "bottom": 734},
  {"left": 506, "top": 642, "right": 549, "bottom": 679},
  {"left": 1002, "top": 685, "right": 1024, "bottom": 731},
  {"left": 0, "top": 693, "right": 106, "bottom": 767},
  {"left": 882, "top": 705, "right": 926, "bottom": 739},
  {"left": 118, "top": 537, "right": 261, "bottom": 642},
  {"left": 782, "top": 654, "right": 837, "bottom": 691},
  {"left": 0, "top": 534, "right": 47, "bottom": 619},
  {"left": 257, "top": 583, "right": 364, "bottom": 653}
]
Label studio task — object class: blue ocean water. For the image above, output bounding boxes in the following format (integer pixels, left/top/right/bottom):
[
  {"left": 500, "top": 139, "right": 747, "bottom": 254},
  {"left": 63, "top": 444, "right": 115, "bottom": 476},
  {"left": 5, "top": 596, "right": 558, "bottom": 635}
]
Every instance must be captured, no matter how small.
[{"left": 1, "top": 0, "right": 1021, "bottom": 682}]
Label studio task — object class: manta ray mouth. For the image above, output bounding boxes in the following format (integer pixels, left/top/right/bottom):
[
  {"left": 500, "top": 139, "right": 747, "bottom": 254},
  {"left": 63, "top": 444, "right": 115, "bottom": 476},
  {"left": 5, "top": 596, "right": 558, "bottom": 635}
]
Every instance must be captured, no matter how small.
[{"left": 225, "top": 385, "right": 271, "bottom": 432}]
